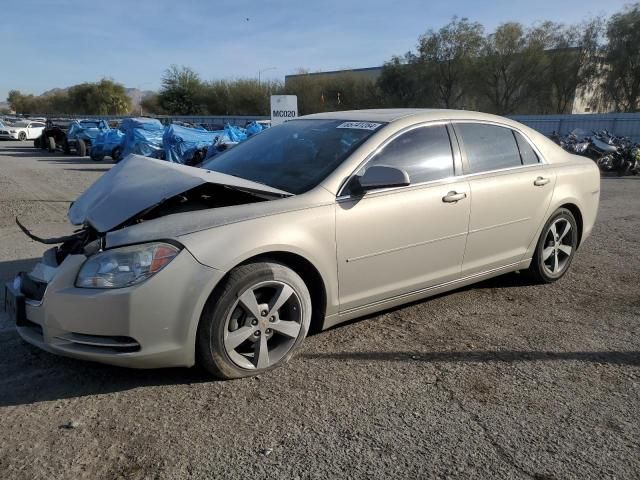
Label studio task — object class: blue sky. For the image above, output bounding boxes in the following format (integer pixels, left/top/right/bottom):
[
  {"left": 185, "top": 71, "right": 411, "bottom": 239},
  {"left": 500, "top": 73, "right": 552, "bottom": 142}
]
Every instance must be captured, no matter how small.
[{"left": 0, "top": 0, "right": 627, "bottom": 101}]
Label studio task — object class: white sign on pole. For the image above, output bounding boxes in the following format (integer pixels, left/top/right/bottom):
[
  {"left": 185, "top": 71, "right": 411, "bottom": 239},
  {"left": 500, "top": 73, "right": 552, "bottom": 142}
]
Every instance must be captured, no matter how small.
[{"left": 270, "top": 95, "right": 298, "bottom": 126}]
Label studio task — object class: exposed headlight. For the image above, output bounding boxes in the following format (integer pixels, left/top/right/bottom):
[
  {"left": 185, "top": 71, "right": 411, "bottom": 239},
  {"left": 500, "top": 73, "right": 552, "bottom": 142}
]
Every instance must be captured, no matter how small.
[{"left": 76, "top": 242, "right": 180, "bottom": 289}]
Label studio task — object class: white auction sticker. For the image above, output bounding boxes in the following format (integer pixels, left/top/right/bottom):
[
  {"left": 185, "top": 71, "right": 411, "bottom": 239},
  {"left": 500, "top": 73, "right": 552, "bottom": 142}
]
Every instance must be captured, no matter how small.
[{"left": 336, "top": 121, "right": 382, "bottom": 130}]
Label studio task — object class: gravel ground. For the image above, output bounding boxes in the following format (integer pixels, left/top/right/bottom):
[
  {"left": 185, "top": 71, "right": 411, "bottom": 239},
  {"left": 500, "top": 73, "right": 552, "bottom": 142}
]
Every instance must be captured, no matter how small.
[{"left": 0, "top": 140, "right": 638, "bottom": 480}]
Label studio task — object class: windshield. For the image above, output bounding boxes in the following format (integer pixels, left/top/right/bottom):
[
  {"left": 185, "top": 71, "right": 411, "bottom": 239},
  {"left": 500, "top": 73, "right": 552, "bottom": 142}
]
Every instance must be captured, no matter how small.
[{"left": 201, "top": 119, "right": 383, "bottom": 194}]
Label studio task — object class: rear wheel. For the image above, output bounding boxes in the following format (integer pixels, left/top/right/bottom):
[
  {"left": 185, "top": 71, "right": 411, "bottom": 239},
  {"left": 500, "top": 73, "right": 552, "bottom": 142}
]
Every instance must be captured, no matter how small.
[
  {"left": 528, "top": 208, "right": 578, "bottom": 283},
  {"left": 111, "top": 146, "right": 122, "bottom": 162},
  {"left": 196, "top": 261, "right": 312, "bottom": 379},
  {"left": 47, "top": 136, "right": 56, "bottom": 152},
  {"left": 90, "top": 152, "right": 105, "bottom": 161}
]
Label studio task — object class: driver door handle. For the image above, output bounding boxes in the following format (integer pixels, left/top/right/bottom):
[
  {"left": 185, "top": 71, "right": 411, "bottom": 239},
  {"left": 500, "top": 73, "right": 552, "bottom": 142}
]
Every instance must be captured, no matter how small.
[
  {"left": 442, "top": 191, "right": 467, "bottom": 203},
  {"left": 534, "top": 176, "right": 550, "bottom": 186}
]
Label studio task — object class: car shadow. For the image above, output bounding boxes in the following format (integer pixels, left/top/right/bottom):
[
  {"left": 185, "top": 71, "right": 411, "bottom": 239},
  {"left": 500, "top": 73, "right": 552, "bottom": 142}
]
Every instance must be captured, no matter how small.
[
  {"left": 0, "top": 145, "right": 105, "bottom": 165},
  {"left": 301, "top": 350, "right": 640, "bottom": 366},
  {"left": 64, "top": 167, "right": 112, "bottom": 172}
]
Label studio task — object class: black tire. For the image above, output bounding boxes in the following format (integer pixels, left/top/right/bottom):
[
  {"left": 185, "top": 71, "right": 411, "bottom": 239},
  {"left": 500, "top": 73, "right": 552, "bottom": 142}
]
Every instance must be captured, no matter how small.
[
  {"left": 40, "top": 136, "right": 48, "bottom": 150},
  {"left": 47, "top": 136, "right": 56, "bottom": 152},
  {"left": 34, "top": 137, "right": 41, "bottom": 149},
  {"left": 528, "top": 208, "right": 578, "bottom": 284},
  {"left": 196, "top": 261, "right": 312, "bottom": 379},
  {"left": 111, "top": 146, "right": 122, "bottom": 162},
  {"left": 76, "top": 138, "right": 87, "bottom": 157},
  {"left": 90, "top": 152, "right": 105, "bottom": 162},
  {"left": 63, "top": 139, "right": 71, "bottom": 154},
  {"left": 18, "top": 131, "right": 27, "bottom": 141}
]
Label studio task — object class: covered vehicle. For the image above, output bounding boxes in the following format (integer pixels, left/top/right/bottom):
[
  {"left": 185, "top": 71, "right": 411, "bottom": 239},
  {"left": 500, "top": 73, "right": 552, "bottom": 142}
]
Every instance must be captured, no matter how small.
[
  {"left": 90, "top": 128, "right": 125, "bottom": 162},
  {"left": 203, "top": 123, "right": 264, "bottom": 161},
  {"left": 67, "top": 119, "right": 110, "bottom": 157},
  {"left": 121, "top": 117, "right": 165, "bottom": 158},
  {"left": 6, "top": 109, "right": 600, "bottom": 381},
  {"left": 162, "top": 124, "right": 223, "bottom": 165}
]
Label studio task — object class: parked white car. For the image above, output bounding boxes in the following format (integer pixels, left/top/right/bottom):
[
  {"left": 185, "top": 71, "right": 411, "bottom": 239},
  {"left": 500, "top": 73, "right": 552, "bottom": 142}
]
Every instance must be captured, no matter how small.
[{"left": 0, "top": 120, "right": 46, "bottom": 141}]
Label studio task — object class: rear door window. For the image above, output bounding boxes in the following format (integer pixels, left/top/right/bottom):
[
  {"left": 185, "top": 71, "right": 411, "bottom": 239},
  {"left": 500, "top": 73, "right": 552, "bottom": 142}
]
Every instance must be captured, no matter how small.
[{"left": 457, "top": 123, "right": 522, "bottom": 174}]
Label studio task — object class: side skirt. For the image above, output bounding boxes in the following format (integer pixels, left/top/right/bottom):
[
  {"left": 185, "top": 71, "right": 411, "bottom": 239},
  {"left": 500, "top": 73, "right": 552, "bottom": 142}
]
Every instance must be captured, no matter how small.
[{"left": 323, "top": 259, "right": 531, "bottom": 330}]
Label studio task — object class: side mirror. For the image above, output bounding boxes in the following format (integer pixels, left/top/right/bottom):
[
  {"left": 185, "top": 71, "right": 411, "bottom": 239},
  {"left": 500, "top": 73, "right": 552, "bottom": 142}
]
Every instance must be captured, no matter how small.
[{"left": 351, "top": 165, "right": 410, "bottom": 194}]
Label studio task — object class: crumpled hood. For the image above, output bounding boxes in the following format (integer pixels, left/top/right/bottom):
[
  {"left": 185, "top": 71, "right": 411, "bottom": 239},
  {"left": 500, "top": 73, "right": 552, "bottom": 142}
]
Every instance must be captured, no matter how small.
[{"left": 68, "top": 154, "right": 290, "bottom": 233}]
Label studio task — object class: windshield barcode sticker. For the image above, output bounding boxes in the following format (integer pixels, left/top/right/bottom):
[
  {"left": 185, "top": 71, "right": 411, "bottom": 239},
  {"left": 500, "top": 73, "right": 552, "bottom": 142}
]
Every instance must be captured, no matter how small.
[{"left": 337, "top": 122, "right": 382, "bottom": 130}]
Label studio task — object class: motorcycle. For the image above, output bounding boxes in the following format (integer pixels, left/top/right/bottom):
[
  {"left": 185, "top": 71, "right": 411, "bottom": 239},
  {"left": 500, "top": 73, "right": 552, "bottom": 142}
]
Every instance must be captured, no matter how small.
[{"left": 550, "top": 129, "right": 640, "bottom": 176}]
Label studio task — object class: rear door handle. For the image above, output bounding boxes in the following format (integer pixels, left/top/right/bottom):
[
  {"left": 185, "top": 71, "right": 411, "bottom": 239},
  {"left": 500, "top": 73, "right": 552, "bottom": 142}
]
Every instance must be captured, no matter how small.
[
  {"left": 442, "top": 191, "right": 467, "bottom": 203},
  {"left": 534, "top": 176, "right": 550, "bottom": 186}
]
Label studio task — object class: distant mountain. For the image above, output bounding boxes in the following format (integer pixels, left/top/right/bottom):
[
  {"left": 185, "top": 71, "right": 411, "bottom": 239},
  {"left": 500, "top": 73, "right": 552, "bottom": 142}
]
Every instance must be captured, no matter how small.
[{"left": 40, "top": 87, "right": 68, "bottom": 97}]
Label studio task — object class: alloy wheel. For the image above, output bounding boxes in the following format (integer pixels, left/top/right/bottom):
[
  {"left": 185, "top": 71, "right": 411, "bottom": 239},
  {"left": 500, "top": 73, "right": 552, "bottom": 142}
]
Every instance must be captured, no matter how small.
[
  {"left": 541, "top": 218, "right": 574, "bottom": 276},
  {"left": 223, "top": 280, "right": 303, "bottom": 370}
]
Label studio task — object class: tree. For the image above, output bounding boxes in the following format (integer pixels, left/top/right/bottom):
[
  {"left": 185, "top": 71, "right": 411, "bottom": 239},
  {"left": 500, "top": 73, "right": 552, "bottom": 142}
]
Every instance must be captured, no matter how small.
[
  {"left": 7, "top": 90, "right": 39, "bottom": 113},
  {"left": 539, "top": 20, "right": 603, "bottom": 113},
  {"left": 415, "top": 17, "right": 484, "bottom": 108},
  {"left": 64, "top": 79, "right": 131, "bottom": 115},
  {"left": 477, "top": 22, "right": 548, "bottom": 114},
  {"left": 158, "top": 65, "right": 206, "bottom": 115},
  {"left": 377, "top": 56, "right": 433, "bottom": 107},
  {"left": 140, "top": 93, "right": 166, "bottom": 115},
  {"left": 600, "top": 3, "right": 640, "bottom": 112}
]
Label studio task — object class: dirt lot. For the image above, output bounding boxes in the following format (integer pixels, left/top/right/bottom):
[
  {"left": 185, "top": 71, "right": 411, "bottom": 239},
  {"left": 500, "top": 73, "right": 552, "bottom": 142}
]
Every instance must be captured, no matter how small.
[{"left": 0, "top": 140, "right": 638, "bottom": 480}]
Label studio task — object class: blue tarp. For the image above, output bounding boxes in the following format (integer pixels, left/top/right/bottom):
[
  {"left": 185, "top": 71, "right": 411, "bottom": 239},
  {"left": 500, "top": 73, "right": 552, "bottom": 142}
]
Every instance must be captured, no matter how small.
[
  {"left": 121, "top": 117, "right": 165, "bottom": 158},
  {"left": 224, "top": 124, "right": 248, "bottom": 143},
  {"left": 67, "top": 119, "right": 109, "bottom": 142},
  {"left": 163, "top": 124, "right": 225, "bottom": 164},
  {"left": 245, "top": 121, "right": 263, "bottom": 136},
  {"left": 203, "top": 123, "right": 267, "bottom": 161},
  {"left": 91, "top": 128, "right": 125, "bottom": 157}
]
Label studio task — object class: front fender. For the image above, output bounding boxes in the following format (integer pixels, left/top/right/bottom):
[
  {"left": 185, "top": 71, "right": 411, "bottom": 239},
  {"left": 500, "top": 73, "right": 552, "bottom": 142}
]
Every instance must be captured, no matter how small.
[{"left": 178, "top": 204, "right": 339, "bottom": 316}]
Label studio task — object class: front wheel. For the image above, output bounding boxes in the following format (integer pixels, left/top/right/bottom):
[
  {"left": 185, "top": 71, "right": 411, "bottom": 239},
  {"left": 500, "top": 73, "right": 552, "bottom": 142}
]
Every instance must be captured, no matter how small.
[
  {"left": 111, "top": 146, "right": 122, "bottom": 162},
  {"left": 18, "top": 131, "right": 27, "bottom": 141},
  {"left": 527, "top": 208, "right": 578, "bottom": 283},
  {"left": 196, "top": 261, "right": 312, "bottom": 379},
  {"left": 47, "top": 136, "right": 56, "bottom": 152}
]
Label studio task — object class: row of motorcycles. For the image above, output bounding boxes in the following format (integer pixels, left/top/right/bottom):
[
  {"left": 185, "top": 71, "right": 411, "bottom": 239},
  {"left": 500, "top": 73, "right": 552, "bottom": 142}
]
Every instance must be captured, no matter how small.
[{"left": 550, "top": 129, "right": 640, "bottom": 176}]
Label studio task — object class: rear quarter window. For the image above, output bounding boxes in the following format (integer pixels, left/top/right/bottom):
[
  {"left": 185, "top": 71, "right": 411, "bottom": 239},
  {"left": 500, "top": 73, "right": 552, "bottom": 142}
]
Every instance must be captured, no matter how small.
[{"left": 514, "top": 131, "right": 540, "bottom": 165}]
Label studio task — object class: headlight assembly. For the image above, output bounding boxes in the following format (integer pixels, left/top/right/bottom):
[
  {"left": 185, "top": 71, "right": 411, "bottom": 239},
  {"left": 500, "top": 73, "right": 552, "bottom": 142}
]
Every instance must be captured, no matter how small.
[{"left": 76, "top": 242, "right": 180, "bottom": 289}]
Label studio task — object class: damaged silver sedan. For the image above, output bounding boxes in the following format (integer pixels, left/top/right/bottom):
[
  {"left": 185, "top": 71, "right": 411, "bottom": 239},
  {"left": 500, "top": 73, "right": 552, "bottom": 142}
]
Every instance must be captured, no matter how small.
[{"left": 4, "top": 110, "right": 600, "bottom": 379}]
